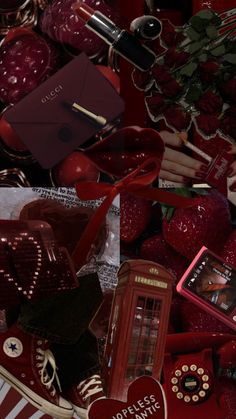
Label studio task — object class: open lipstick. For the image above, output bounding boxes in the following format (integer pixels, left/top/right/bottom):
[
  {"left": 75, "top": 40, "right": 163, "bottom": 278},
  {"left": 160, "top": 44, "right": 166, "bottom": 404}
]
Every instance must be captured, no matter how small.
[{"left": 72, "top": 1, "right": 156, "bottom": 71}]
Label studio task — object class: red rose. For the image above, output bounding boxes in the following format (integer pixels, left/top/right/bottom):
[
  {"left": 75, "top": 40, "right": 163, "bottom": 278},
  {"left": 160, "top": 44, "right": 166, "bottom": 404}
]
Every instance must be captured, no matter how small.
[
  {"left": 195, "top": 114, "right": 220, "bottom": 136},
  {"left": 161, "top": 78, "right": 182, "bottom": 97},
  {"left": 199, "top": 61, "right": 219, "bottom": 84},
  {"left": 145, "top": 92, "right": 167, "bottom": 117},
  {"left": 195, "top": 91, "right": 223, "bottom": 115},
  {"left": 164, "top": 48, "right": 190, "bottom": 69},
  {"left": 219, "top": 78, "right": 236, "bottom": 104},
  {"left": 163, "top": 105, "right": 191, "bottom": 131},
  {"left": 152, "top": 64, "right": 172, "bottom": 85},
  {"left": 220, "top": 115, "right": 236, "bottom": 140},
  {"left": 132, "top": 68, "right": 153, "bottom": 91},
  {"left": 161, "top": 20, "right": 185, "bottom": 47}
]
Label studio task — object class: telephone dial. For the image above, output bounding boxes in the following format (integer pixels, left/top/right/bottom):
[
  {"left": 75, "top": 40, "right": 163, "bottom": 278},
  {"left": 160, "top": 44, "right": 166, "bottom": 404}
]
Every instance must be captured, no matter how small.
[{"left": 163, "top": 332, "right": 236, "bottom": 419}]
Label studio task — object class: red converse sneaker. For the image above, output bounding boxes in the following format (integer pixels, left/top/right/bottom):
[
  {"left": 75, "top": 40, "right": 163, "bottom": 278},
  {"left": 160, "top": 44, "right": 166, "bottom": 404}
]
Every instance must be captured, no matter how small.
[
  {"left": 64, "top": 374, "right": 105, "bottom": 418},
  {"left": 0, "top": 324, "right": 74, "bottom": 418}
]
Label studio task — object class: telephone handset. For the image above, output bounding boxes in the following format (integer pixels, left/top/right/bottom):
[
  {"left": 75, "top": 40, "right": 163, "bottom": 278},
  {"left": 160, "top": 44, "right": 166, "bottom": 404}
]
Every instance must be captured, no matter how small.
[{"left": 162, "top": 332, "right": 236, "bottom": 419}]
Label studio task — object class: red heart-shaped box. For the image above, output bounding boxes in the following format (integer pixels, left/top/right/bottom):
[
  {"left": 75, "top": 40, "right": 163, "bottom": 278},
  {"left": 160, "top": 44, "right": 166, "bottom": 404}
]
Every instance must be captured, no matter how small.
[{"left": 88, "top": 376, "right": 167, "bottom": 419}]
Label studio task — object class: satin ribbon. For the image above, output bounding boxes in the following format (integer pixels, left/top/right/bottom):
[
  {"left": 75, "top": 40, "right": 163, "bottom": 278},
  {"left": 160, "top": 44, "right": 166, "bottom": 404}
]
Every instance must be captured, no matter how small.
[{"left": 72, "top": 157, "right": 195, "bottom": 271}]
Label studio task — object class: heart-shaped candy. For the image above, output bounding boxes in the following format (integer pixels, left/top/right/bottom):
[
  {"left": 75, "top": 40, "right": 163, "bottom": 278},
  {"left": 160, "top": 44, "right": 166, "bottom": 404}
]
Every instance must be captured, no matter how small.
[
  {"left": 88, "top": 376, "right": 167, "bottom": 419},
  {"left": 84, "top": 126, "right": 165, "bottom": 178}
]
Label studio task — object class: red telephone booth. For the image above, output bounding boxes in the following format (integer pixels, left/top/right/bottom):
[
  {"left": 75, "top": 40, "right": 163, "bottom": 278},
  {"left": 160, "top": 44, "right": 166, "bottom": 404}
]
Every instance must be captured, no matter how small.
[{"left": 103, "top": 259, "right": 174, "bottom": 401}]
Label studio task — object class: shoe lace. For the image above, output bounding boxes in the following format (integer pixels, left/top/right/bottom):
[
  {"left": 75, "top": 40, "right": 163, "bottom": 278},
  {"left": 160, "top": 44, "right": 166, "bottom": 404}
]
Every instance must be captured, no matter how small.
[
  {"left": 78, "top": 374, "right": 104, "bottom": 401},
  {"left": 36, "top": 347, "right": 62, "bottom": 396}
]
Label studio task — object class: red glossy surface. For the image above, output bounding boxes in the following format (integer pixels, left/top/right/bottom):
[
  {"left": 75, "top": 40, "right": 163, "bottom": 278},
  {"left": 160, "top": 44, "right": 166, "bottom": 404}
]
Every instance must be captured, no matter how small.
[
  {"left": 0, "top": 117, "right": 28, "bottom": 152},
  {"left": 53, "top": 151, "right": 100, "bottom": 186},
  {"left": 89, "top": 376, "right": 166, "bottom": 418},
  {"left": 0, "top": 220, "right": 77, "bottom": 309},
  {"left": 85, "top": 126, "right": 164, "bottom": 177},
  {"left": 0, "top": 29, "right": 59, "bottom": 104},
  {"left": 72, "top": 1, "right": 94, "bottom": 22},
  {"left": 40, "top": 0, "right": 116, "bottom": 58}
]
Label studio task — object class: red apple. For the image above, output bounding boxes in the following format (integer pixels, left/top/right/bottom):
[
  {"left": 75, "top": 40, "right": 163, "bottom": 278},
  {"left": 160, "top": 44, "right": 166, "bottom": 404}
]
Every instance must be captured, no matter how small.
[
  {"left": 52, "top": 151, "right": 100, "bottom": 186},
  {"left": 0, "top": 116, "right": 28, "bottom": 151}
]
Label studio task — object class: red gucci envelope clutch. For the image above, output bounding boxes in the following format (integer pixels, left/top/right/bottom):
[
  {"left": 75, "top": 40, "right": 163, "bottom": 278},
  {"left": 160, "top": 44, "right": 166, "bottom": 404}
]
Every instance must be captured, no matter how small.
[{"left": 4, "top": 53, "right": 125, "bottom": 168}]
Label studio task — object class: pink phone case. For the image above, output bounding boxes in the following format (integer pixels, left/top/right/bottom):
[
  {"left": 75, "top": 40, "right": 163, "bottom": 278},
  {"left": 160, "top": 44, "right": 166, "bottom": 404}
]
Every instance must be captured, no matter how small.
[{"left": 177, "top": 246, "right": 236, "bottom": 331}]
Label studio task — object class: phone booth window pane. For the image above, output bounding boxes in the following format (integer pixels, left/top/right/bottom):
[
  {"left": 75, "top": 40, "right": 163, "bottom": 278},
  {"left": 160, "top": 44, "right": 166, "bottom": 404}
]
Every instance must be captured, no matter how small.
[{"left": 125, "top": 296, "right": 161, "bottom": 382}]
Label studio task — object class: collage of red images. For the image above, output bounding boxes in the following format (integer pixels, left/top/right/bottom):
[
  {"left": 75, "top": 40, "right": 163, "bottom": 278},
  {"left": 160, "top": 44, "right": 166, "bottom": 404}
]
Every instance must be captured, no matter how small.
[{"left": 0, "top": 1, "right": 236, "bottom": 419}]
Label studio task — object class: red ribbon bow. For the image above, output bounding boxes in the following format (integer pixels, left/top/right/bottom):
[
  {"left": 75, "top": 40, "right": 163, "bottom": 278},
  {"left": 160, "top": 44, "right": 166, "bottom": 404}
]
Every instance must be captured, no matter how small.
[{"left": 72, "top": 157, "right": 194, "bottom": 271}]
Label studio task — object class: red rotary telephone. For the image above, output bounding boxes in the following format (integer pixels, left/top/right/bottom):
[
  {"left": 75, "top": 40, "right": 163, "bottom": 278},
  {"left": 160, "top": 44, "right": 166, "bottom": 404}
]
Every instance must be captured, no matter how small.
[{"left": 162, "top": 332, "right": 236, "bottom": 419}]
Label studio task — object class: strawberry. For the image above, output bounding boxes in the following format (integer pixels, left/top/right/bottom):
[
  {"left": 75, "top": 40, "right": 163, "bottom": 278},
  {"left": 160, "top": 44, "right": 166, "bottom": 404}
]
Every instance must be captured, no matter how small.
[
  {"left": 162, "top": 190, "right": 232, "bottom": 260},
  {"left": 221, "top": 229, "right": 236, "bottom": 268},
  {"left": 140, "top": 234, "right": 188, "bottom": 280},
  {"left": 120, "top": 193, "right": 152, "bottom": 243}
]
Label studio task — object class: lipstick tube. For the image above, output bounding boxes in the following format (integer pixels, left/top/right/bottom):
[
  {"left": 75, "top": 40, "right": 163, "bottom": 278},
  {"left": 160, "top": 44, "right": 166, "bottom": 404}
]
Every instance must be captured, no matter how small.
[{"left": 73, "top": 2, "right": 156, "bottom": 71}]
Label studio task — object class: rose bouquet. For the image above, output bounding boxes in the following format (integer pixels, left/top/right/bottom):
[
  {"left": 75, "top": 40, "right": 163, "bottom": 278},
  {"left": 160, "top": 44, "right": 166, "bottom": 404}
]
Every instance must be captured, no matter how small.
[{"left": 132, "top": 8, "right": 236, "bottom": 142}]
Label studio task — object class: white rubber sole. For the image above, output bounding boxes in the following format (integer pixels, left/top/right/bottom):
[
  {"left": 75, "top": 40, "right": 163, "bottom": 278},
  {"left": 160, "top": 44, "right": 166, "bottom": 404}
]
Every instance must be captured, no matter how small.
[
  {"left": 73, "top": 404, "right": 87, "bottom": 419},
  {"left": 73, "top": 396, "right": 106, "bottom": 419},
  {"left": 0, "top": 365, "right": 74, "bottom": 419}
]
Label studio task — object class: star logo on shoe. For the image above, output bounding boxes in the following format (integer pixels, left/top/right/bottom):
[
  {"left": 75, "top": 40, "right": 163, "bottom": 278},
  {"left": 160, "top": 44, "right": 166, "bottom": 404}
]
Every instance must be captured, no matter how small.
[{"left": 3, "top": 337, "right": 23, "bottom": 358}]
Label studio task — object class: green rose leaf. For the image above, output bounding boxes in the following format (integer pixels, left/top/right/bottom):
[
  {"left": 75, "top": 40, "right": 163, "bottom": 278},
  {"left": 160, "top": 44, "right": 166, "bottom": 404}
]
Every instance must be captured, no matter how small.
[
  {"left": 198, "top": 53, "right": 208, "bottom": 62},
  {"left": 185, "top": 85, "right": 202, "bottom": 103},
  {"left": 223, "top": 53, "right": 236, "bottom": 64},
  {"left": 195, "top": 9, "right": 215, "bottom": 20},
  {"left": 189, "top": 16, "right": 206, "bottom": 32},
  {"left": 211, "top": 13, "right": 222, "bottom": 27},
  {"left": 186, "top": 27, "right": 201, "bottom": 41},
  {"left": 188, "top": 38, "right": 208, "bottom": 54},
  {"left": 211, "top": 45, "right": 226, "bottom": 56},
  {"left": 161, "top": 205, "right": 175, "bottom": 222},
  {"left": 188, "top": 41, "right": 202, "bottom": 54},
  {"left": 180, "top": 62, "right": 198, "bottom": 77},
  {"left": 206, "top": 25, "right": 218, "bottom": 39}
]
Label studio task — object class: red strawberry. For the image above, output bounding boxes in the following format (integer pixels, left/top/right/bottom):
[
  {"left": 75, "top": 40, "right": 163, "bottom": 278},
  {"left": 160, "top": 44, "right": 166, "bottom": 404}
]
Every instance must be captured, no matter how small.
[
  {"left": 120, "top": 193, "right": 152, "bottom": 243},
  {"left": 162, "top": 190, "right": 232, "bottom": 260},
  {"left": 221, "top": 229, "right": 236, "bottom": 268},
  {"left": 140, "top": 234, "right": 188, "bottom": 280},
  {"left": 180, "top": 300, "right": 235, "bottom": 334}
]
